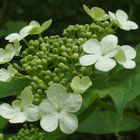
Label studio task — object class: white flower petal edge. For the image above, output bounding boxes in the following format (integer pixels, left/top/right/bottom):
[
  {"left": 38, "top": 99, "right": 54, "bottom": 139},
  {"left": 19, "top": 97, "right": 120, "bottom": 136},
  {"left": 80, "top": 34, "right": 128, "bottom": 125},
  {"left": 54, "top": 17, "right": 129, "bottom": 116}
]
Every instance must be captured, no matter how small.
[
  {"left": 39, "top": 84, "right": 82, "bottom": 134},
  {"left": 109, "top": 10, "right": 138, "bottom": 31}
]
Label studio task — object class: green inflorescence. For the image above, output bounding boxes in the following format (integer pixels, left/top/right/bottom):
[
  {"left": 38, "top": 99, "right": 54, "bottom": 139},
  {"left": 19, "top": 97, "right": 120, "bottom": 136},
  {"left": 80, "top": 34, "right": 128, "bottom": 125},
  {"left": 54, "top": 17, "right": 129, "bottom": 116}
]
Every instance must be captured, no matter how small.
[
  {"left": 12, "top": 22, "right": 116, "bottom": 105},
  {"left": 8, "top": 124, "right": 46, "bottom": 140}
]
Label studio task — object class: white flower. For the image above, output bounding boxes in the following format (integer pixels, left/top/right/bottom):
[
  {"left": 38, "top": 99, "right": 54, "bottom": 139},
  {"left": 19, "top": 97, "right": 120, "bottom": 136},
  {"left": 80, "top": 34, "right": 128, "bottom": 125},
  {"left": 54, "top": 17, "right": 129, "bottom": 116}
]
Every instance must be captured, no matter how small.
[
  {"left": 80, "top": 34, "right": 119, "bottom": 72},
  {"left": 5, "top": 19, "right": 52, "bottom": 43},
  {"left": 29, "top": 19, "right": 52, "bottom": 35},
  {"left": 71, "top": 76, "right": 92, "bottom": 94},
  {"left": 5, "top": 21, "right": 38, "bottom": 43},
  {"left": 0, "top": 44, "right": 15, "bottom": 64},
  {"left": 0, "top": 87, "right": 40, "bottom": 123},
  {"left": 83, "top": 5, "right": 109, "bottom": 21},
  {"left": 0, "top": 65, "right": 17, "bottom": 82},
  {"left": 109, "top": 10, "right": 138, "bottom": 31},
  {"left": 39, "top": 84, "right": 82, "bottom": 134},
  {"left": 115, "top": 45, "right": 136, "bottom": 69}
]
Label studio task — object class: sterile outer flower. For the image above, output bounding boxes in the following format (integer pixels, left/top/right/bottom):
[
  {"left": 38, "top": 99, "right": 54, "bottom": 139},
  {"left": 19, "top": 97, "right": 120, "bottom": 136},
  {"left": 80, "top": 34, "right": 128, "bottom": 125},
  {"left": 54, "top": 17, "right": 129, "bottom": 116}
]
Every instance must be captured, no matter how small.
[
  {"left": 109, "top": 10, "right": 138, "bottom": 31},
  {"left": 0, "top": 44, "right": 15, "bottom": 64},
  {"left": 83, "top": 4, "right": 109, "bottom": 21},
  {"left": 0, "top": 65, "right": 17, "bottom": 82},
  {"left": 80, "top": 34, "right": 119, "bottom": 72},
  {"left": 115, "top": 45, "right": 136, "bottom": 69},
  {"left": 39, "top": 84, "right": 82, "bottom": 134},
  {"left": 0, "top": 87, "right": 40, "bottom": 123},
  {"left": 71, "top": 76, "right": 92, "bottom": 94},
  {"left": 29, "top": 19, "right": 52, "bottom": 35},
  {"left": 5, "top": 21, "right": 38, "bottom": 42}
]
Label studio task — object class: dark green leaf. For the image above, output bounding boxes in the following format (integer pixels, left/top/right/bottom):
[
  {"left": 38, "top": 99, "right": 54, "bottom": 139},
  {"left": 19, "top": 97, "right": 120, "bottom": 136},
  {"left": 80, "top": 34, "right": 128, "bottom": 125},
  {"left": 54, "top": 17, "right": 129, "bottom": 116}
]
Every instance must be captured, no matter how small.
[{"left": 0, "top": 78, "right": 31, "bottom": 98}]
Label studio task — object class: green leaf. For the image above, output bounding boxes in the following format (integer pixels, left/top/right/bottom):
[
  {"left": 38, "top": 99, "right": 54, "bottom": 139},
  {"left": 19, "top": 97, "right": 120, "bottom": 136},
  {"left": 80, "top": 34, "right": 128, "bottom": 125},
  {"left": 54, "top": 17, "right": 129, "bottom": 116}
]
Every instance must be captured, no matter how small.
[
  {"left": 41, "top": 19, "right": 52, "bottom": 33},
  {"left": 0, "top": 78, "right": 31, "bottom": 98},
  {"left": 92, "top": 44, "right": 140, "bottom": 112},
  {"left": 78, "top": 110, "right": 140, "bottom": 134},
  {"left": 0, "top": 117, "right": 8, "bottom": 131}
]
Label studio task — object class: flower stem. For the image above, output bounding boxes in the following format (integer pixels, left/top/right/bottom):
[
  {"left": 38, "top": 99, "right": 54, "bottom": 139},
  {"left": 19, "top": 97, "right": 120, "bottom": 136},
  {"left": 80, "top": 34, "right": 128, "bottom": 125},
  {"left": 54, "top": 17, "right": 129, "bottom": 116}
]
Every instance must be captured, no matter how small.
[
  {"left": 115, "top": 133, "right": 121, "bottom": 140},
  {"left": 23, "top": 39, "right": 30, "bottom": 47}
]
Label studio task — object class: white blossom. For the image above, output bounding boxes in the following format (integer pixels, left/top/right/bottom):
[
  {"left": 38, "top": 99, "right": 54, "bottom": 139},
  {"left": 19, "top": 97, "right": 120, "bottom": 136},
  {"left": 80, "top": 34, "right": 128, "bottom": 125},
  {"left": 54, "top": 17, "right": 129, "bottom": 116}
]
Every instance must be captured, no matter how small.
[
  {"left": 0, "top": 65, "right": 17, "bottom": 82},
  {"left": 80, "top": 34, "right": 119, "bottom": 72},
  {"left": 71, "top": 76, "right": 92, "bottom": 94},
  {"left": 0, "top": 87, "right": 40, "bottom": 123},
  {"left": 109, "top": 10, "right": 138, "bottom": 31},
  {"left": 0, "top": 44, "right": 15, "bottom": 64},
  {"left": 39, "top": 84, "right": 82, "bottom": 134},
  {"left": 115, "top": 45, "right": 136, "bottom": 69}
]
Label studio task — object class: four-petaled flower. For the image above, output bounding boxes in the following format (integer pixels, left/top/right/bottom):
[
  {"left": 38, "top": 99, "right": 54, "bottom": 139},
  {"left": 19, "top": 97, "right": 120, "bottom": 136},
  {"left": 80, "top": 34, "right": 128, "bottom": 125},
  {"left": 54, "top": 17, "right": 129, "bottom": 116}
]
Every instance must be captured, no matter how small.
[
  {"left": 39, "top": 84, "right": 82, "bottom": 134},
  {"left": 115, "top": 45, "right": 136, "bottom": 69},
  {"left": 0, "top": 65, "right": 17, "bottom": 82},
  {"left": 80, "top": 34, "right": 119, "bottom": 72},
  {"left": 0, "top": 87, "right": 40, "bottom": 123},
  {"left": 71, "top": 76, "right": 92, "bottom": 94},
  {"left": 109, "top": 10, "right": 138, "bottom": 31}
]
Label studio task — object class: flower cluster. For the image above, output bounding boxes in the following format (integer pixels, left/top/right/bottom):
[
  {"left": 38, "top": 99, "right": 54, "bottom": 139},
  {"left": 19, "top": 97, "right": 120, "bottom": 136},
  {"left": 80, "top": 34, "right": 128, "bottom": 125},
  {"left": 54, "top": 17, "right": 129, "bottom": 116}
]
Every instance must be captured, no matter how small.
[
  {"left": 0, "top": 84, "right": 82, "bottom": 134},
  {"left": 0, "top": 4, "right": 138, "bottom": 137}
]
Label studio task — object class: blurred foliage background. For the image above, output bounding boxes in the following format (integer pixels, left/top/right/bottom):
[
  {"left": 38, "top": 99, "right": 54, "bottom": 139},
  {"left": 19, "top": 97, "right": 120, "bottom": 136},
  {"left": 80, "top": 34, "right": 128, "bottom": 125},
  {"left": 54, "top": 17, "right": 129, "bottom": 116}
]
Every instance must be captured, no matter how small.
[{"left": 0, "top": 0, "right": 140, "bottom": 45}]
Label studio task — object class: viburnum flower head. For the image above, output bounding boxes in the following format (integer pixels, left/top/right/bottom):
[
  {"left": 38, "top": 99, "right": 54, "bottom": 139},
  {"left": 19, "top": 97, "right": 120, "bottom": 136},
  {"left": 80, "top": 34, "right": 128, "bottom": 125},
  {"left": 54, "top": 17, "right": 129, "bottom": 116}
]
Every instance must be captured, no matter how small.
[
  {"left": 39, "top": 84, "right": 82, "bottom": 134},
  {"left": 109, "top": 10, "right": 138, "bottom": 31},
  {"left": 80, "top": 34, "right": 119, "bottom": 72},
  {"left": 0, "top": 87, "right": 40, "bottom": 123}
]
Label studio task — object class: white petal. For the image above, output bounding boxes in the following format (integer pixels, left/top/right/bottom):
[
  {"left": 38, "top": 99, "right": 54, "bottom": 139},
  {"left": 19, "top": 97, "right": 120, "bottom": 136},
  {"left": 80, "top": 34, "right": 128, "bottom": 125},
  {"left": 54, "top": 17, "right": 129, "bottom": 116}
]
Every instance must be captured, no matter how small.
[
  {"left": 39, "top": 99, "right": 56, "bottom": 117},
  {"left": 0, "top": 103, "right": 16, "bottom": 119},
  {"left": 122, "top": 21, "right": 138, "bottom": 30},
  {"left": 9, "top": 112, "right": 27, "bottom": 123},
  {"left": 116, "top": 10, "right": 128, "bottom": 22},
  {"left": 25, "top": 105, "right": 40, "bottom": 122},
  {"left": 122, "top": 60, "right": 136, "bottom": 69},
  {"left": 101, "top": 34, "right": 118, "bottom": 55},
  {"left": 95, "top": 57, "right": 116, "bottom": 72},
  {"left": 121, "top": 45, "right": 136, "bottom": 60},
  {"left": 83, "top": 39, "right": 102, "bottom": 55},
  {"left": 127, "top": 21, "right": 138, "bottom": 30},
  {"left": 0, "top": 68, "right": 11, "bottom": 81},
  {"left": 108, "top": 11, "right": 116, "bottom": 20},
  {"left": 80, "top": 55, "right": 99, "bottom": 66},
  {"left": 59, "top": 112, "right": 78, "bottom": 134},
  {"left": 5, "top": 33, "right": 21, "bottom": 42},
  {"left": 40, "top": 113, "right": 59, "bottom": 132},
  {"left": 63, "top": 93, "right": 82, "bottom": 113},
  {"left": 19, "top": 26, "right": 32, "bottom": 39},
  {"left": 47, "top": 84, "right": 67, "bottom": 107},
  {"left": 30, "top": 20, "right": 40, "bottom": 27},
  {"left": 19, "top": 87, "right": 33, "bottom": 106}
]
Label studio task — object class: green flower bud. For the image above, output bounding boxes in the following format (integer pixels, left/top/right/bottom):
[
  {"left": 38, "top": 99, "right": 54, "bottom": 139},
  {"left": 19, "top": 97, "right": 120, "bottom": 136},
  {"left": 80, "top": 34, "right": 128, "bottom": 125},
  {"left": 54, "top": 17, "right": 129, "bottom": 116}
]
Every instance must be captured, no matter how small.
[
  {"left": 37, "top": 65, "right": 43, "bottom": 70},
  {"left": 22, "top": 50, "right": 28, "bottom": 56},
  {"left": 71, "top": 53, "right": 79, "bottom": 61},
  {"left": 26, "top": 55, "right": 33, "bottom": 61},
  {"left": 44, "top": 36, "right": 49, "bottom": 42},
  {"left": 61, "top": 52, "right": 69, "bottom": 58},
  {"left": 37, "top": 89, "right": 43, "bottom": 94},
  {"left": 44, "top": 75, "right": 51, "bottom": 81},
  {"left": 60, "top": 45, "right": 66, "bottom": 51},
  {"left": 25, "top": 66, "right": 32, "bottom": 72},
  {"left": 53, "top": 48, "right": 59, "bottom": 54},
  {"left": 22, "top": 63, "right": 28, "bottom": 69},
  {"left": 41, "top": 59, "right": 47, "bottom": 65},
  {"left": 29, "top": 46, "right": 35, "bottom": 52},
  {"left": 53, "top": 76, "right": 60, "bottom": 82},
  {"left": 38, "top": 37, "right": 44, "bottom": 43},
  {"left": 72, "top": 45, "right": 79, "bottom": 52},
  {"left": 46, "top": 70, "right": 52, "bottom": 75},
  {"left": 58, "top": 56, "right": 67, "bottom": 63}
]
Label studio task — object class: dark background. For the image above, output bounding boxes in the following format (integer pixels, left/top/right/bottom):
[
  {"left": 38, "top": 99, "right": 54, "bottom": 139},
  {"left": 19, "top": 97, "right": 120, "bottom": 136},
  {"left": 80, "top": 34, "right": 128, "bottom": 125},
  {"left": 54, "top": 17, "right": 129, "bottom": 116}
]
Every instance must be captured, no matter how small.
[{"left": 0, "top": 0, "right": 140, "bottom": 44}]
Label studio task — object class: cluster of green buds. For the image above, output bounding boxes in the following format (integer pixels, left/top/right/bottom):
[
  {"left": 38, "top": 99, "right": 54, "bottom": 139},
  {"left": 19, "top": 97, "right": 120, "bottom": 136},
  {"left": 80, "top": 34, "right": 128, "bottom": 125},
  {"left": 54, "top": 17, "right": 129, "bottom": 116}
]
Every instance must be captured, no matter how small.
[
  {"left": 8, "top": 124, "right": 46, "bottom": 140},
  {"left": 0, "top": 4, "right": 138, "bottom": 138}
]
